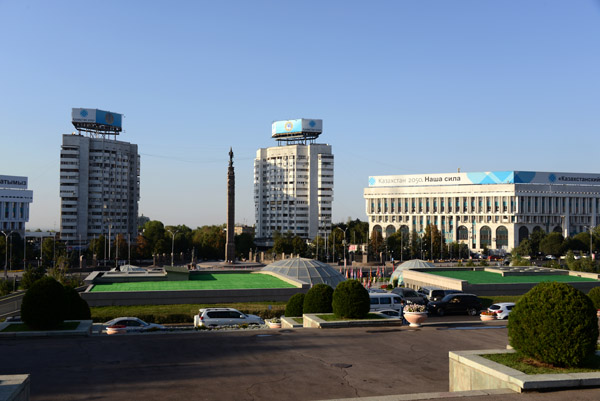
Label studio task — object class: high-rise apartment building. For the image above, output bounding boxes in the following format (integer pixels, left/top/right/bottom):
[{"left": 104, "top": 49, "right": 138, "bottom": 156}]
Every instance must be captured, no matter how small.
[
  {"left": 254, "top": 119, "right": 333, "bottom": 247},
  {"left": 60, "top": 108, "right": 140, "bottom": 245}
]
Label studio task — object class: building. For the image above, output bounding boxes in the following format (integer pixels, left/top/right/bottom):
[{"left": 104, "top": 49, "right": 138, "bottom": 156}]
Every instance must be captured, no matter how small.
[
  {"left": 254, "top": 119, "right": 333, "bottom": 247},
  {"left": 0, "top": 175, "right": 33, "bottom": 235},
  {"left": 364, "top": 171, "right": 600, "bottom": 252},
  {"left": 60, "top": 108, "right": 140, "bottom": 245}
]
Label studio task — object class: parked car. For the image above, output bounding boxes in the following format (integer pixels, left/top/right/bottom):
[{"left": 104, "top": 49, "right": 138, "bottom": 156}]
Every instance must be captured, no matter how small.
[
  {"left": 418, "top": 287, "right": 463, "bottom": 302},
  {"left": 426, "top": 293, "right": 482, "bottom": 316},
  {"left": 487, "top": 302, "right": 515, "bottom": 319},
  {"left": 193, "top": 308, "right": 265, "bottom": 328},
  {"left": 103, "top": 317, "right": 165, "bottom": 333},
  {"left": 369, "top": 293, "right": 405, "bottom": 312},
  {"left": 377, "top": 309, "right": 403, "bottom": 319},
  {"left": 391, "top": 287, "right": 427, "bottom": 305}
]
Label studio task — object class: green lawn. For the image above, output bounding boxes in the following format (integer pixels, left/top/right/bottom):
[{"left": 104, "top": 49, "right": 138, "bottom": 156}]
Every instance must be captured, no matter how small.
[
  {"left": 90, "top": 273, "right": 296, "bottom": 292},
  {"left": 1, "top": 321, "right": 80, "bottom": 332},
  {"left": 482, "top": 352, "right": 600, "bottom": 374},
  {"left": 427, "top": 270, "right": 598, "bottom": 284}
]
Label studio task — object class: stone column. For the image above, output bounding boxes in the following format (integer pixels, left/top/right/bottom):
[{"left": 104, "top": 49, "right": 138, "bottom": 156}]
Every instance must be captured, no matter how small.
[{"left": 225, "top": 148, "right": 236, "bottom": 263}]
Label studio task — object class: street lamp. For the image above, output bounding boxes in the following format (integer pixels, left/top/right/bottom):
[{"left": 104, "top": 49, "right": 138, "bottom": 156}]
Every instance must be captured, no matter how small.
[
  {"left": 166, "top": 229, "right": 178, "bottom": 267},
  {"left": 336, "top": 227, "right": 348, "bottom": 268},
  {"left": 2, "top": 231, "right": 16, "bottom": 279}
]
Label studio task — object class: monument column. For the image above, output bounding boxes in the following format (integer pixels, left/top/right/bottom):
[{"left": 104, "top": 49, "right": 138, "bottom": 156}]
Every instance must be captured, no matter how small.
[{"left": 225, "top": 147, "right": 236, "bottom": 263}]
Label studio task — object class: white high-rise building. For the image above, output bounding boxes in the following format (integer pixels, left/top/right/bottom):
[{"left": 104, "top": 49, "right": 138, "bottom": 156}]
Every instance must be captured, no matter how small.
[
  {"left": 254, "top": 119, "right": 333, "bottom": 247},
  {"left": 60, "top": 109, "right": 140, "bottom": 245}
]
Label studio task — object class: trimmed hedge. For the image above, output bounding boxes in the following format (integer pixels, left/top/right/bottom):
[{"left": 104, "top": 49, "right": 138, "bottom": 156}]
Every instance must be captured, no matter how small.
[
  {"left": 332, "top": 280, "right": 370, "bottom": 319},
  {"left": 303, "top": 284, "right": 333, "bottom": 314},
  {"left": 588, "top": 287, "right": 600, "bottom": 310},
  {"left": 508, "top": 282, "right": 598, "bottom": 367},
  {"left": 65, "top": 287, "right": 91, "bottom": 320},
  {"left": 21, "top": 277, "right": 68, "bottom": 330},
  {"left": 285, "top": 293, "right": 305, "bottom": 317}
]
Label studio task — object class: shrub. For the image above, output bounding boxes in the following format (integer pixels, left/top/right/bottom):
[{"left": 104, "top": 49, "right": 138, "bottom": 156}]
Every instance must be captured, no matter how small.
[
  {"left": 285, "top": 293, "right": 305, "bottom": 317},
  {"left": 64, "top": 287, "right": 91, "bottom": 320},
  {"left": 332, "top": 280, "right": 370, "bottom": 319},
  {"left": 303, "top": 284, "right": 333, "bottom": 314},
  {"left": 588, "top": 287, "right": 600, "bottom": 310},
  {"left": 508, "top": 282, "right": 598, "bottom": 367},
  {"left": 0, "top": 279, "right": 12, "bottom": 296},
  {"left": 392, "top": 278, "right": 399, "bottom": 288},
  {"left": 20, "top": 266, "right": 45, "bottom": 290},
  {"left": 21, "top": 277, "right": 67, "bottom": 330}
]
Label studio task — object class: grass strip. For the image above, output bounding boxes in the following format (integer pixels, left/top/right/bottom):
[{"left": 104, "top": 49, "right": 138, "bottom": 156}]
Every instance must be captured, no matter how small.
[
  {"left": 90, "top": 302, "right": 286, "bottom": 323},
  {"left": 316, "top": 313, "right": 385, "bottom": 321},
  {"left": 481, "top": 352, "right": 600, "bottom": 375},
  {"left": 428, "top": 270, "right": 597, "bottom": 284},
  {"left": 1, "top": 321, "right": 80, "bottom": 332},
  {"left": 91, "top": 273, "right": 296, "bottom": 292}
]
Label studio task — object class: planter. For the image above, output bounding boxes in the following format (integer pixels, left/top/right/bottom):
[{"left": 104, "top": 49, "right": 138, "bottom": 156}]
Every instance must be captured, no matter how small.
[
  {"left": 597, "top": 310, "right": 600, "bottom": 318},
  {"left": 268, "top": 321, "right": 282, "bottom": 329},
  {"left": 480, "top": 314, "right": 496, "bottom": 321},
  {"left": 404, "top": 311, "right": 427, "bottom": 327}
]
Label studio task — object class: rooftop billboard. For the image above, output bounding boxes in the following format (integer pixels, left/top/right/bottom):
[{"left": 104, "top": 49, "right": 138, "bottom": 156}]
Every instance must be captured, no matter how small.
[
  {"left": 0, "top": 175, "right": 28, "bottom": 190},
  {"left": 271, "top": 119, "right": 322, "bottom": 138},
  {"left": 368, "top": 171, "right": 600, "bottom": 188},
  {"left": 72, "top": 108, "right": 122, "bottom": 129}
]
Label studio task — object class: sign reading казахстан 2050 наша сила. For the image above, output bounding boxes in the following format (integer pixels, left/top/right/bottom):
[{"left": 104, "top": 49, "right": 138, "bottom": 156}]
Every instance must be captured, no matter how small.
[{"left": 368, "top": 171, "right": 600, "bottom": 188}]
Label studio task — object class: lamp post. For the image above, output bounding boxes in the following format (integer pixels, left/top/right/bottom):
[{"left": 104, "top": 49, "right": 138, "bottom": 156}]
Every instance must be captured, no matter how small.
[
  {"left": 166, "top": 229, "right": 178, "bottom": 267},
  {"left": 336, "top": 227, "right": 348, "bottom": 268},
  {"left": 1, "top": 231, "right": 15, "bottom": 279}
]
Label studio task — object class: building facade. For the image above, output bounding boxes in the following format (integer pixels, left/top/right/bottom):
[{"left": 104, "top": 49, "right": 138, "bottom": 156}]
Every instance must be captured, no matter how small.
[
  {"left": 364, "top": 171, "right": 600, "bottom": 252},
  {"left": 254, "top": 119, "right": 333, "bottom": 247},
  {"left": 60, "top": 108, "right": 140, "bottom": 244},
  {"left": 0, "top": 175, "right": 33, "bottom": 235}
]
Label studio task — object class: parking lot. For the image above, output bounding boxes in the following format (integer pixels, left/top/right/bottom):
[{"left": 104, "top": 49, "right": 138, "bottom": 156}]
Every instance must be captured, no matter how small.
[{"left": 2, "top": 319, "right": 511, "bottom": 401}]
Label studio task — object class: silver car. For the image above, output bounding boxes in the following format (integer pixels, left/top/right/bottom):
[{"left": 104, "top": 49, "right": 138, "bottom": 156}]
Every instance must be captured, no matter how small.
[
  {"left": 104, "top": 317, "right": 165, "bottom": 333},
  {"left": 194, "top": 308, "right": 265, "bottom": 328},
  {"left": 487, "top": 302, "right": 515, "bottom": 319}
]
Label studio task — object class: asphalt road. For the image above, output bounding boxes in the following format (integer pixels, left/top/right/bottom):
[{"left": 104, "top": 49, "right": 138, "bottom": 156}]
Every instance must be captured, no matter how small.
[{"left": 3, "top": 319, "right": 600, "bottom": 401}]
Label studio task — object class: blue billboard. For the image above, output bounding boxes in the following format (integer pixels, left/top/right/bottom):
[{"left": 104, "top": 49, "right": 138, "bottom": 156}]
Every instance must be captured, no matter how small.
[{"left": 72, "top": 108, "right": 123, "bottom": 129}]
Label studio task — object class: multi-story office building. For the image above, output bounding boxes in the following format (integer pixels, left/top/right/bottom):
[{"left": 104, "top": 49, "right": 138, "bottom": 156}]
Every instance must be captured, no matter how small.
[
  {"left": 254, "top": 119, "right": 333, "bottom": 247},
  {"left": 0, "top": 175, "right": 33, "bottom": 235},
  {"left": 364, "top": 171, "right": 600, "bottom": 252},
  {"left": 60, "top": 108, "right": 140, "bottom": 245}
]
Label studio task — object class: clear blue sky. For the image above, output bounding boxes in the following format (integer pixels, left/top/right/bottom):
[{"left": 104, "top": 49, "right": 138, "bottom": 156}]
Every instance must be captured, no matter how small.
[{"left": 1, "top": 1, "right": 599, "bottom": 230}]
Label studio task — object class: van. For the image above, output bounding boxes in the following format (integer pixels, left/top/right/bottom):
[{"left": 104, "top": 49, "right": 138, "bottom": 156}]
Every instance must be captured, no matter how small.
[
  {"left": 418, "top": 286, "right": 462, "bottom": 302},
  {"left": 369, "top": 293, "right": 405, "bottom": 311}
]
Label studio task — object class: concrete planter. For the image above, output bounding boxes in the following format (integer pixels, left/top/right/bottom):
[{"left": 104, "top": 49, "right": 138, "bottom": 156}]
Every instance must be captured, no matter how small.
[
  {"left": 404, "top": 311, "right": 427, "bottom": 327},
  {"left": 480, "top": 314, "right": 496, "bottom": 321},
  {"left": 268, "top": 321, "right": 282, "bottom": 329}
]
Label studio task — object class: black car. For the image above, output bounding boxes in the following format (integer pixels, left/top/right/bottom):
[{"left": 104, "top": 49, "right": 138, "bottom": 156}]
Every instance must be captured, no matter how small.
[
  {"left": 391, "top": 287, "right": 427, "bottom": 305},
  {"left": 426, "top": 293, "right": 482, "bottom": 316}
]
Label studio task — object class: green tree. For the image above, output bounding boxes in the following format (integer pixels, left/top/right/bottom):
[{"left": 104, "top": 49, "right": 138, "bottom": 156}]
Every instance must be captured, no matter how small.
[
  {"left": 529, "top": 229, "right": 547, "bottom": 256},
  {"left": 514, "top": 239, "right": 532, "bottom": 258},
  {"left": 235, "top": 232, "right": 255, "bottom": 260},
  {"left": 369, "top": 230, "right": 384, "bottom": 261},
  {"left": 539, "top": 232, "right": 564, "bottom": 257}
]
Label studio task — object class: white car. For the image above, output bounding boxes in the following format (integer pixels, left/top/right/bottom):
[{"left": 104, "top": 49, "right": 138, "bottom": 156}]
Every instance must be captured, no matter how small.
[
  {"left": 194, "top": 308, "right": 265, "bottom": 328},
  {"left": 487, "top": 302, "right": 515, "bottom": 320},
  {"left": 103, "top": 317, "right": 165, "bottom": 333}
]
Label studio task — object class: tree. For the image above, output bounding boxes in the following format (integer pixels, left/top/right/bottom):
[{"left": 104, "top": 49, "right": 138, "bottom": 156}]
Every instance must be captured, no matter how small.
[
  {"left": 369, "top": 230, "right": 384, "bottom": 261},
  {"left": 514, "top": 239, "right": 532, "bottom": 258},
  {"left": 529, "top": 229, "right": 547, "bottom": 256},
  {"left": 539, "top": 232, "right": 564, "bottom": 257},
  {"left": 235, "top": 232, "right": 255, "bottom": 260}
]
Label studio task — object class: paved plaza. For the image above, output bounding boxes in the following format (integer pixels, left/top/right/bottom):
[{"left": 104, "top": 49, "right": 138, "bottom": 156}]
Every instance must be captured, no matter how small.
[{"left": 2, "top": 321, "right": 600, "bottom": 401}]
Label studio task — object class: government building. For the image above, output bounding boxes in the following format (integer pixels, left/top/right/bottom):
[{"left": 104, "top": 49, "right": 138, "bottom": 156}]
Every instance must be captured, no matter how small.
[
  {"left": 254, "top": 119, "right": 333, "bottom": 247},
  {"left": 364, "top": 171, "right": 600, "bottom": 252},
  {"left": 0, "top": 175, "right": 33, "bottom": 235},
  {"left": 60, "top": 108, "right": 140, "bottom": 245}
]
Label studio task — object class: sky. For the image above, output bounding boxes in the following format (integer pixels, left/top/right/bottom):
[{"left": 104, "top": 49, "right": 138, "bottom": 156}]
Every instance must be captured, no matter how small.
[{"left": 1, "top": 0, "right": 599, "bottom": 230}]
